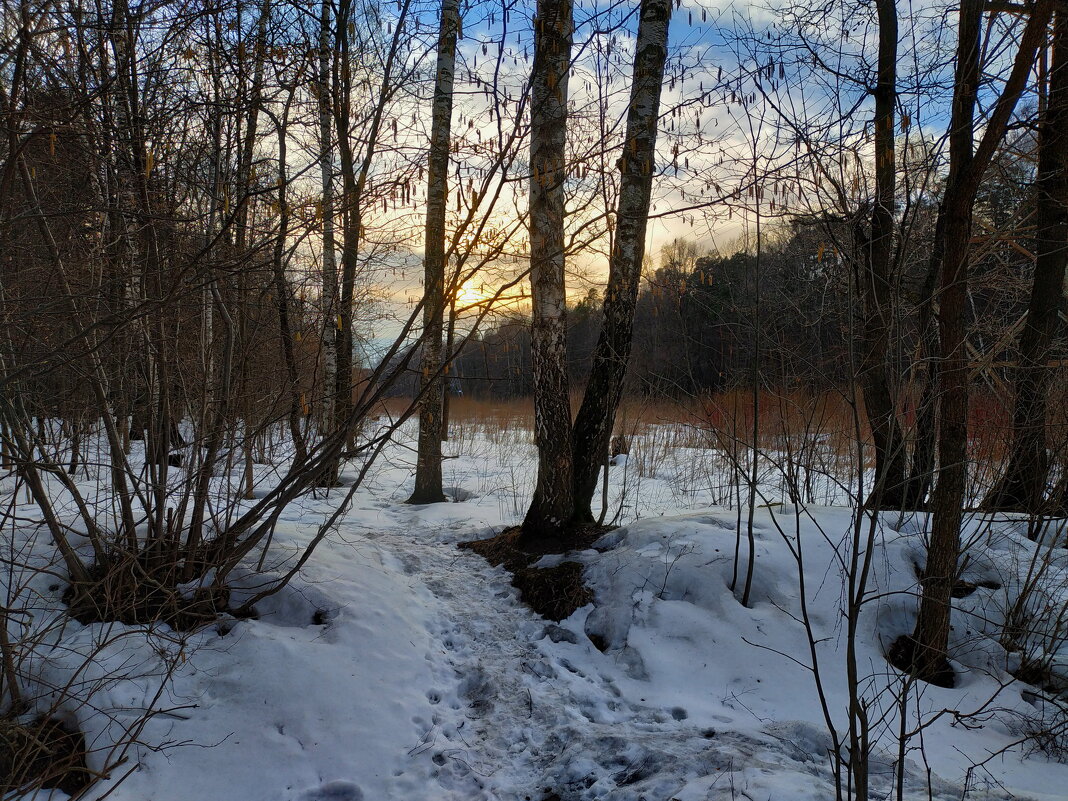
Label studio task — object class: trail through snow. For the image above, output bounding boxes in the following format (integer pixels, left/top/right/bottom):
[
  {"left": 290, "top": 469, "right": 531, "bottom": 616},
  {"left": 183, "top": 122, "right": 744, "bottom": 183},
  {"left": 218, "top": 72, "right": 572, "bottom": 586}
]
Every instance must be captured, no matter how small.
[{"left": 345, "top": 503, "right": 821, "bottom": 801}]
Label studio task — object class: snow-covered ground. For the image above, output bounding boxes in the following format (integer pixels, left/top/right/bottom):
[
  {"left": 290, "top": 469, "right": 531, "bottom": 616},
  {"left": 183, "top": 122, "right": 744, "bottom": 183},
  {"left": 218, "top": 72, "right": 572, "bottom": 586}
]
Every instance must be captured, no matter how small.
[{"left": 6, "top": 422, "right": 1068, "bottom": 800}]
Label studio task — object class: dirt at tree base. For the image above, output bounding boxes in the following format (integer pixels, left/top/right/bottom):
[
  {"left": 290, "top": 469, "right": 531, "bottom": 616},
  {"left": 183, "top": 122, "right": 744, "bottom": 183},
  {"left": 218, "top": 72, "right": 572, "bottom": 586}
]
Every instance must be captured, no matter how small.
[
  {"left": 886, "top": 635, "right": 957, "bottom": 689},
  {"left": 459, "top": 525, "right": 609, "bottom": 622},
  {"left": 0, "top": 716, "right": 92, "bottom": 797},
  {"left": 510, "top": 562, "right": 591, "bottom": 622}
]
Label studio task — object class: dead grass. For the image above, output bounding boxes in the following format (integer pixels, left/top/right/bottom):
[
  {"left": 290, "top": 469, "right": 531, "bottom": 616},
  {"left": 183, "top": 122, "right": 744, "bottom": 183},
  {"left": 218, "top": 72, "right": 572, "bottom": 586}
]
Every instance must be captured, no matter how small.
[
  {"left": 0, "top": 716, "right": 91, "bottom": 797},
  {"left": 64, "top": 553, "right": 230, "bottom": 630},
  {"left": 427, "top": 384, "right": 1049, "bottom": 509},
  {"left": 438, "top": 386, "right": 1032, "bottom": 469},
  {"left": 434, "top": 390, "right": 861, "bottom": 463}
]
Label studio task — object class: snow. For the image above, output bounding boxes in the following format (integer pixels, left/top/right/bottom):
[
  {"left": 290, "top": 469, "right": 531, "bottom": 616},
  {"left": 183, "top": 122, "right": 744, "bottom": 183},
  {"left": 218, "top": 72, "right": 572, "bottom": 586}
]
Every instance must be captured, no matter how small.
[{"left": 5, "top": 423, "right": 1068, "bottom": 800}]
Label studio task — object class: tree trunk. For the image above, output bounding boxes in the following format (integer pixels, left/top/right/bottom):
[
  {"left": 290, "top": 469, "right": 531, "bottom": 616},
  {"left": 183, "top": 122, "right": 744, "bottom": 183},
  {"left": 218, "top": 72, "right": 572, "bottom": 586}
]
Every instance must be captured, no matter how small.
[
  {"left": 906, "top": 0, "right": 1054, "bottom": 683},
  {"left": 903, "top": 313, "right": 938, "bottom": 509},
  {"left": 441, "top": 295, "right": 457, "bottom": 442},
  {"left": 858, "top": 0, "right": 907, "bottom": 509},
  {"left": 236, "top": 0, "right": 271, "bottom": 499},
  {"left": 318, "top": 0, "right": 339, "bottom": 484},
  {"left": 408, "top": 0, "right": 459, "bottom": 505},
  {"left": 521, "top": 0, "right": 575, "bottom": 544},
  {"left": 984, "top": 9, "right": 1068, "bottom": 515},
  {"left": 570, "top": 0, "right": 673, "bottom": 524},
  {"left": 333, "top": 0, "right": 359, "bottom": 454}
]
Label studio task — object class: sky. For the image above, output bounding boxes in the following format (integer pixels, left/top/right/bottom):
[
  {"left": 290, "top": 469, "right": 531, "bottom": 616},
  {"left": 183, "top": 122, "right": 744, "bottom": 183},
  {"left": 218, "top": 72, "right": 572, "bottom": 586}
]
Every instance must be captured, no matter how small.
[{"left": 343, "top": 0, "right": 1038, "bottom": 355}]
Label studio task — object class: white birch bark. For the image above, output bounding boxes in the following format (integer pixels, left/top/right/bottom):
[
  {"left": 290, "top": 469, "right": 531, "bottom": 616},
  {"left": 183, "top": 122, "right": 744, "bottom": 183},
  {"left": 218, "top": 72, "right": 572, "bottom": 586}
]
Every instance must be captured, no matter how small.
[
  {"left": 570, "top": 0, "right": 672, "bottom": 523},
  {"left": 522, "top": 0, "right": 575, "bottom": 541},
  {"left": 408, "top": 0, "right": 459, "bottom": 504},
  {"left": 319, "top": 0, "right": 338, "bottom": 455}
]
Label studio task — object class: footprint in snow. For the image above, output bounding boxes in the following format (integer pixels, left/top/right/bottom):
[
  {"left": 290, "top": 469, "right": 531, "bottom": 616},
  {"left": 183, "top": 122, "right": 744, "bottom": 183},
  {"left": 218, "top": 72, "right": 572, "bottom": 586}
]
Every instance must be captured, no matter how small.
[{"left": 296, "top": 780, "right": 363, "bottom": 801}]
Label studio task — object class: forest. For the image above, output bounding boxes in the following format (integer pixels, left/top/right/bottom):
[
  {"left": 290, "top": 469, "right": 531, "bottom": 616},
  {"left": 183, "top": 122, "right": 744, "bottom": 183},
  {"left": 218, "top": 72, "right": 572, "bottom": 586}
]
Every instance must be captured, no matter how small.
[{"left": 1, "top": 0, "right": 1067, "bottom": 798}]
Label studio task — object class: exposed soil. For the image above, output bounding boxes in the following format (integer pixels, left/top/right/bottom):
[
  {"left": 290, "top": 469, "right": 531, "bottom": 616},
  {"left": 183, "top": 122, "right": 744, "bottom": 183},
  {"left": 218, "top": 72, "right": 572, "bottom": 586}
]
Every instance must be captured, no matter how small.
[
  {"left": 1011, "top": 657, "right": 1068, "bottom": 696},
  {"left": 909, "top": 560, "right": 1001, "bottom": 600},
  {"left": 950, "top": 579, "right": 1001, "bottom": 599},
  {"left": 459, "top": 525, "right": 610, "bottom": 622},
  {"left": 511, "top": 562, "right": 592, "bottom": 622},
  {"left": 886, "top": 635, "right": 957, "bottom": 689}
]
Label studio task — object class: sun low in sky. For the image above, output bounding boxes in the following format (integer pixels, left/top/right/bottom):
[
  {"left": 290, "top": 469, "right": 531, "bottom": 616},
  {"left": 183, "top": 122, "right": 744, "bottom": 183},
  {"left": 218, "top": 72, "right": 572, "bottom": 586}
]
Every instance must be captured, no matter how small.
[
  {"left": 453, "top": 279, "right": 494, "bottom": 308},
  {"left": 451, "top": 276, "right": 530, "bottom": 315}
]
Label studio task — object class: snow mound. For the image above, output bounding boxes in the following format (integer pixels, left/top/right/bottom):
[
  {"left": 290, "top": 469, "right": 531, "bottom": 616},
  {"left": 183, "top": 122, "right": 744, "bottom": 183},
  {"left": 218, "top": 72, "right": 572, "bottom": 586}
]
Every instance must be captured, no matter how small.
[{"left": 562, "top": 508, "right": 1068, "bottom": 800}]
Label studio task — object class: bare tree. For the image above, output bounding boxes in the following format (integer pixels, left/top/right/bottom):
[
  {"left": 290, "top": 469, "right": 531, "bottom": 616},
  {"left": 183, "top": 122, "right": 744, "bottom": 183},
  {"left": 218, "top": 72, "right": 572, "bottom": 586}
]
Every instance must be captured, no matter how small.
[
  {"left": 856, "top": 0, "right": 908, "bottom": 509},
  {"left": 899, "top": 0, "right": 1054, "bottom": 684},
  {"left": 985, "top": 7, "right": 1068, "bottom": 515},
  {"left": 330, "top": 0, "right": 416, "bottom": 458}
]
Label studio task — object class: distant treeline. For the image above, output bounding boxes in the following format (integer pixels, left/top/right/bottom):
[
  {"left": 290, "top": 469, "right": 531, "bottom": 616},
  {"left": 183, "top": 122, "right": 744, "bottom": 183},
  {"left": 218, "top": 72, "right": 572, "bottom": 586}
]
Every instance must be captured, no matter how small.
[
  {"left": 389, "top": 186, "right": 1053, "bottom": 401},
  {"left": 447, "top": 235, "right": 855, "bottom": 399}
]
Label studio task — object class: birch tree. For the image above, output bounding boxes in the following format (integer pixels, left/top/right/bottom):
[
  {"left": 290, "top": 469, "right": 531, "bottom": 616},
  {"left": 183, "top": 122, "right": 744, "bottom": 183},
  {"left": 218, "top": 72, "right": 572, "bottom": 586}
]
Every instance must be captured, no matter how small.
[
  {"left": 522, "top": 0, "right": 575, "bottom": 543},
  {"left": 318, "top": 0, "right": 339, "bottom": 484},
  {"left": 408, "top": 0, "right": 460, "bottom": 505},
  {"left": 570, "top": 0, "right": 673, "bottom": 524}
]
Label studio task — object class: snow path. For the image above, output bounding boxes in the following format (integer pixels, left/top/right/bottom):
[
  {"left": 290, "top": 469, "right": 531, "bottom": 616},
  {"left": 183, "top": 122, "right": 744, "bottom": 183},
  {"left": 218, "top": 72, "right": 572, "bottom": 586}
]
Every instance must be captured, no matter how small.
[
  {"left": 358, "top": 506, "right": 773, "bottom": 801},
  {"left": 13, "top": 435, "right": 1067, "bottom": 800},
  {"left": 327, "top": 501, "right": 982, "bottom": 801}
]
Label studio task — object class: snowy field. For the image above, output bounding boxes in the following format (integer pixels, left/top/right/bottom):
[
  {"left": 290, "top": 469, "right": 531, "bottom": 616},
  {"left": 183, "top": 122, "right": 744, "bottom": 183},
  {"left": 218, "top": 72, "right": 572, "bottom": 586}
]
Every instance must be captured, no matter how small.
[{"left": 5, "top": 419, "right": 1068, "bottom": 800}]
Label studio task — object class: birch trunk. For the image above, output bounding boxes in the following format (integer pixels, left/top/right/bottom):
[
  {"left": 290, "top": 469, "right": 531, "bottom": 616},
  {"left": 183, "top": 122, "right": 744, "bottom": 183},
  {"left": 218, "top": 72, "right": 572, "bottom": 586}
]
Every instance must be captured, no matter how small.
[
  {"left": 570, "top": 0, "right": 672, "bottom": 524},
  {"left": 521, "top": 0, "right": 575, "bottom": 543},
  {"left": 408, "top": 0, "right": 459, "bottom": 504},
  {"left": 318, "top": 0, "right": 339, "bottom": 483}
]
